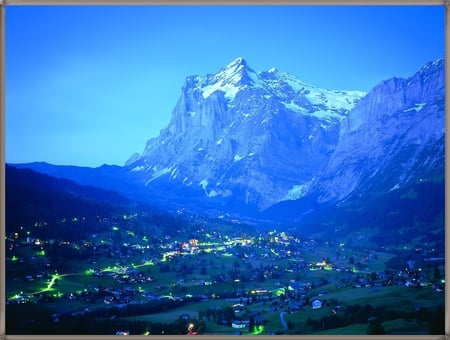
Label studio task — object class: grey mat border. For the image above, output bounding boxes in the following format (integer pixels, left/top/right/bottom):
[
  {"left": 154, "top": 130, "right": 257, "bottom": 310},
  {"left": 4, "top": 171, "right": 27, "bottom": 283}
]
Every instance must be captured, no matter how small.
[{"left": 0, "top": 1, "right": 447, "bottom": 339}]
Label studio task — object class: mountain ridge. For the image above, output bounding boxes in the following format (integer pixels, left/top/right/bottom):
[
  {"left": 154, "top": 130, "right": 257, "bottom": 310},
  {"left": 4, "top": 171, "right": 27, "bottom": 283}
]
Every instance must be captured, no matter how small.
[
  {"left": 308, "top": 57, "right": 445, "bottom": 203},
  {"left": 9, "top": 57, "right": 445, "bottom": 226},
  {"left": 125, "top": 57, "right": 367, "bottom": 210}
]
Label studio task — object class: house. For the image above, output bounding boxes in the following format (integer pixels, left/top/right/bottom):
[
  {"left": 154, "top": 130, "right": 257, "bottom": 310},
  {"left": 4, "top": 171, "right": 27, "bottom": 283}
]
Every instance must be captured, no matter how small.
[
  {"left": 311, "top": 300, "right": 322, "bottom": 309},
  {"left": 232, "top": 320, "right": 249, "bottom": 328},
  {"left": 116, "top": 331, "right": 129, "bottom": 335},
  {"left": 232, "top": 303, "right": 245, "bottom": 312}
]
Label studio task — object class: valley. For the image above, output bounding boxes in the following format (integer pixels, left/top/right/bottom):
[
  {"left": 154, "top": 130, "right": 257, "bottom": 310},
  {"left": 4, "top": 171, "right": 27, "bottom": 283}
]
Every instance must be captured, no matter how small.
[
  {"left": 5, "top": 55, "right": 446, "bottom": 336},
  {"left": 5, "top": 208, "right": 444, "bottom": 335}
]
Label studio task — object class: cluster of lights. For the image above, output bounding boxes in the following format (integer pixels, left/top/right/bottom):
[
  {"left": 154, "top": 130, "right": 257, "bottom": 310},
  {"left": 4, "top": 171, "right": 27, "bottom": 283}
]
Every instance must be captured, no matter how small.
[{"left": 252, "top": 325, "right": 265, "bottom": 335}]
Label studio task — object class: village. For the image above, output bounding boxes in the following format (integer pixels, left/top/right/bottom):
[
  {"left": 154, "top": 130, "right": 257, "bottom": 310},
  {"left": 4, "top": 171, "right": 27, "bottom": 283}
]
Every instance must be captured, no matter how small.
[{"left": 5, "top": 211, "right": 445, "bottom": 334}]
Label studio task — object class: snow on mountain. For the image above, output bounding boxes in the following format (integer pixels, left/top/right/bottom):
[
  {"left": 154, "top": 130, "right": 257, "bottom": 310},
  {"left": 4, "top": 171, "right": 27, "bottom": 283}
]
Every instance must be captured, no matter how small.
[
  {"left": 126, "top": 57, "right": 366, "bottom": 210},
  {"left": 189, "top": 57, "right": 364, "bottom": 119},
  {"left": 13, "top": 57, "right": 443, "bottom": 223},
  {"left": 125, "top": 57, "right": 443, "bottom": 214},
  {"left": 200, "top": 57, "right": 259, "bottom": 100}
]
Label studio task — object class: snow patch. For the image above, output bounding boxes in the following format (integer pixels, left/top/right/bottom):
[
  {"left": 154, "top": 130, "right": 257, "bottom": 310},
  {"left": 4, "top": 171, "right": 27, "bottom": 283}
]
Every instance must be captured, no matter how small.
[
  {"left": 170, "top": 168, "right": 177, "bottom": 178},
  {"left": 200, "top": 59, "right": 250, "bottom": 101},
  {"left": 390, "top": 184, "right": 400, "bottom": 191},
  {"left": 282, "top": 75, "right": 307, "bottom": 92},
  {"left": 145, "top": 167, "right": 171, "bottom": 185},
  {"left": 404, "top": 103, "right": 426, "bottom": 112},
  {"left": 202, "top": 82, "right": 240, "bottom": 100},
  {"left": 282, "top": 101, "right": 308, "bottom": 113},
  {"left": 131, "top": 165, "right": 146, "bottom": 172},
  {"left": 198, "top": 179, "right": 230, "bottom": 198},
  {"left": 283, "top": 184, "right": 309, "bottom": 201},
  {"left": 207, "top": 190, "right": 218, "bottom": 198},
  {"left": 311, "top": 109, "right": 343, "bottom": 120},
  {"left": 199, "top": 179, "right": 208, "bottom": 190},
  {"left": 303, "top": 88, "right": 365, "bottom": 111}
]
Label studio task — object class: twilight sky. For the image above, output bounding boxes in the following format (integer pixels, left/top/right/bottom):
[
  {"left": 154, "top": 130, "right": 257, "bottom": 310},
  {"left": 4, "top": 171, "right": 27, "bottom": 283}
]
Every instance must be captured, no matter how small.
[{"left": 6, "top": 5, "right": 445, "bottom": 167}]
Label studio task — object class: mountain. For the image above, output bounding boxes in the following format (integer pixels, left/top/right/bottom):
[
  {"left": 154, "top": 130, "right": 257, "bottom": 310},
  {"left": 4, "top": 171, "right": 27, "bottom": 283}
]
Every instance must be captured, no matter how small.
[
  {"left": 6, "top": 163, "right": 131, "bottom": 204},
  {"left": 308, "top": 58, "right": 445, "bottom": 204},
  {"left": 125, "top": 57, "right": 365, "bottom": 211},
  {"left": 5, "top": 165, "right": 133, "bottom": 237},
  {"left": 5, "top": 165, "right": 200, "bottom": 245},
  {"left": 10, "top": 57, "right": 445, "bottom": 227},
  {"left": 262, "top": 58, "right": 444, "bottom": 230}
]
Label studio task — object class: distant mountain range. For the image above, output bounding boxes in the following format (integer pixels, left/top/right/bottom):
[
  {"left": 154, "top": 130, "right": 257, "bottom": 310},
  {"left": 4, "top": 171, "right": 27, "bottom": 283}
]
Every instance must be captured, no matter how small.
[
  {"left": 5, "top": 165, "right": 132, "bottom": 238},
  {"left": 10, "top": 57, "right": 445, "bottom": 230}
]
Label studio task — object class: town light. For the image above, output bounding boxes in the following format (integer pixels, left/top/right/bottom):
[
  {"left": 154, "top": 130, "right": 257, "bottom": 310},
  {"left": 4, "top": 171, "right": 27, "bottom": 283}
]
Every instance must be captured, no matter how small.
[{"left": 187, "top": 323, "right": 197, "bottom": 335}]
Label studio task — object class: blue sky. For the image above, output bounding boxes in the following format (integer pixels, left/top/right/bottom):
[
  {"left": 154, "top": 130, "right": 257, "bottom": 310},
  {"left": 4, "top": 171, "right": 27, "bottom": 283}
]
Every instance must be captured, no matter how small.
[{"left": 6, "top": 5, "right": 445, "bottom": 167}]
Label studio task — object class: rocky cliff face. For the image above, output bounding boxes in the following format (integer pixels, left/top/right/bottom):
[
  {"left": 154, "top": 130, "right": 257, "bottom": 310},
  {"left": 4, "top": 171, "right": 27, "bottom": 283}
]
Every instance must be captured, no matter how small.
[
  {"left": 125, "top": 57, "right": 365, "bottom": 209},
  {"left": 309, "top": 58, "right": 445, "bottom": 203}
]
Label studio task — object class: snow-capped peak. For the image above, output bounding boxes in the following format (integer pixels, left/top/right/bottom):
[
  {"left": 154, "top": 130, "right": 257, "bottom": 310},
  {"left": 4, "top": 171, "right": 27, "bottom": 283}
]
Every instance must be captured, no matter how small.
[
  {"left": 225, "top": 57, "right": 247, "bottom": 70},
  {"left": 256, "top": 69, "right": 366, "bottom": 120},
  {"left": 201, "top": 57, "right": 255, "bottom": 100},
  {"left": 419, "top": 57, "right": 444, "bottom": 72},
  {"left": 198, "top": 57, "right": 365, "bottom": 118}
]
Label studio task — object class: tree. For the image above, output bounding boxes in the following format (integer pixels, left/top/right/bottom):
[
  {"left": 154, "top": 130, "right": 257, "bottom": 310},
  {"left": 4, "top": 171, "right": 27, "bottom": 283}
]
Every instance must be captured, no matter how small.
[
  {"left": 433, "top": 267, "right": 440, "bottom": 281},
  {"left": 248, "top": 316, "right": 255, "bottom": 333},
  {"left": 367, "top": 320, "right": 385, "bottom": 335},
  {"left": 222, "top": 306, "right": 235, "bottom": 325}
]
